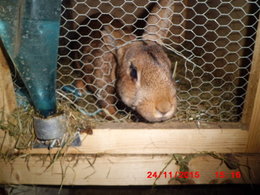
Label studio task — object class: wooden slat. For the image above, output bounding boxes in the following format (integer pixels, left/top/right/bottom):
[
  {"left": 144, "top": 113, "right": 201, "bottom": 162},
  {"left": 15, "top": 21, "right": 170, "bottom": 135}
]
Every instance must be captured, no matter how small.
[
  {"left": 241, "top": 18, "right": 260, "bottom": 153},
  {"left": 247, "top": 73, "right": 260, "bottom": 152},
  {"left": 11, "top": 122, "right": 247, "bottom": 155},
  {"left": 0, "top": 45, "right": 17, "bottom": 152},
  {"left": 242, "top": 18, "right": 260, "bottom": 128},
  {"left": 0, "top": 45, "right": 16, "bottom": 120},
  {"left": 0, "top": 154, "right": 259, "bottom": 185}
]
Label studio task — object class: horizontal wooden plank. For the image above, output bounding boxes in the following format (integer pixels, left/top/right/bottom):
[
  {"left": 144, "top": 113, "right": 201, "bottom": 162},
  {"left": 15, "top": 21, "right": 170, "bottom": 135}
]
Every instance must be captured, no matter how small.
[
  {"left": 71, "top": 128, "right": 248, "bottom": 154},
  {"left": 15, "top": 122, "right": 248, "bottom": 154},
  {"left": 95, "top": 121, "right": 244, "bottom": 129},
  {"left": 0, "top": 154, "right": 259, "bottom": 185}
]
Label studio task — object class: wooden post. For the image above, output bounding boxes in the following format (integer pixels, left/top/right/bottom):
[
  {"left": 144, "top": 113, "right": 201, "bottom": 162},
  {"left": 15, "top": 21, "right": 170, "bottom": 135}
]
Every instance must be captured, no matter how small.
[
  {"left": 242, "top": 17, "right": 260, "bottom": 152},
  {"left": 242, "top": 18, "right": 260, "bottom": 126},
  {"left": 247, "top": 77, "right": 260, "bottom": 153},
  {"left": 0, "top": 46, "right": 16, "bottom": 120}
]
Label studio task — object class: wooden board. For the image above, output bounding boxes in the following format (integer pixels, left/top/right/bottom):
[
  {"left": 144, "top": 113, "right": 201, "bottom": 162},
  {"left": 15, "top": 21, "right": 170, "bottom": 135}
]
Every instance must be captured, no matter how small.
[
  {"left": 247, "top": 72, "right": 260, "bottom": 153},
  {"left": 0, "top": 45, "right": 16, "bottom": 120},
  {"left": 241, "top": 17, "right": 260, "bottom": 153},
  {"left": 0, "top": 154, "right": 259, "bottom": 185},
  {"left": 10, "top": 122, "right": 248, "bottom": 155},
  {"left": 242, "top": 17, "right": 260, "bottom": 128}
]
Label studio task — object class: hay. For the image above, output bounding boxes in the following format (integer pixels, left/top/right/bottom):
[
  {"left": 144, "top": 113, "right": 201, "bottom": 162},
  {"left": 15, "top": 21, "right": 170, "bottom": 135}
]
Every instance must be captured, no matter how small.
[
  {"left": 0, "top": 106, "right": 35, "bottom": 150},
  {"left": 0, "top": 101, "right": 94, "bottom": 161}
]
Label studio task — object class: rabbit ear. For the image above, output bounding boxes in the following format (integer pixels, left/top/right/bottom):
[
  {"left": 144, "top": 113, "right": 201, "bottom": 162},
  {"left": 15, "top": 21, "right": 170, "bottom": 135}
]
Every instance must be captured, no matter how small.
[
  {"left": 142, "top": 0, "right": 173, "bottom": 45},
  {"left": 101, "top": 26, "right": 118, "bottom": 53},
  {"left": 102, "top": 25, "right": 136, "bottom": 54}
]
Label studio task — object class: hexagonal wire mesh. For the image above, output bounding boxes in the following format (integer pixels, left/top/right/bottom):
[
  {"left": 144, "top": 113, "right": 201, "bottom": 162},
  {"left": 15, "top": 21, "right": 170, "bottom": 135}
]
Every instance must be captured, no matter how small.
[{"left": 57, "top": 0, "right": 260, "bottom": 122}]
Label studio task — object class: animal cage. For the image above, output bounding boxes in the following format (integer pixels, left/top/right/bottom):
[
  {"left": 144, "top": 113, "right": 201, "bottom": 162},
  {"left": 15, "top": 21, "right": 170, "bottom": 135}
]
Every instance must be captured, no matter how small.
[{"left": 0, "top": 0, "right": 260, "bottom": 186}]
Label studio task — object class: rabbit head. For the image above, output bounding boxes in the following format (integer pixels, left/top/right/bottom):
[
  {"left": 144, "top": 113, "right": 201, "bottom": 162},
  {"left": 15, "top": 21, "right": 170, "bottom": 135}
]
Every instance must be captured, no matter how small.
[
  {"left": 101, "top": 0, "right": 176, "bottom": 122},
  {"left": 117, "top": 41, "right": 177, "bottom": 122}
]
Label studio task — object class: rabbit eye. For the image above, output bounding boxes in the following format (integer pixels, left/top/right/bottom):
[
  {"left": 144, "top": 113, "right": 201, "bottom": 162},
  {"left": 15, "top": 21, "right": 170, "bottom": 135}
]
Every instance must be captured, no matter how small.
[{"left": 130, "top": 63, "right": 138, "bottom": 80}]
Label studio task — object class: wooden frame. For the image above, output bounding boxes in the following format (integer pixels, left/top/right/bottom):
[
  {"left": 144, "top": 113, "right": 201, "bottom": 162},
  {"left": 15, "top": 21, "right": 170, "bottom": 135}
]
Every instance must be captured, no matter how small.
[
  {"left": 0, "top": 154, "right": 260, "bottom": 185},
  {"left": 0, "top": 15, "right": 259, "bottom": 187},
  {"left": 0, "top": 45, "right": 16, "bottom": 120},
  {"left": 242, "top": 16, "right": 260, "bottom": 153}
]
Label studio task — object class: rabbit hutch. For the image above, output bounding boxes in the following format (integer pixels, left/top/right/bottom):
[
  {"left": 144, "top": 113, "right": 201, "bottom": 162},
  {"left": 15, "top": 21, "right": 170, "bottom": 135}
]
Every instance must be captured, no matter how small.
[{"left": 0, "top": 0, "right": 260, "bottom": 186}]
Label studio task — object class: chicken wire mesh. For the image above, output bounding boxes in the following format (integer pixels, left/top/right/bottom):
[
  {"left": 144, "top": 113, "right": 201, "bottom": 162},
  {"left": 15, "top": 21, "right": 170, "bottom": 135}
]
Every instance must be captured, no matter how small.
[{"left": 57, "top": 0, "right": 260, "bottom": 122}]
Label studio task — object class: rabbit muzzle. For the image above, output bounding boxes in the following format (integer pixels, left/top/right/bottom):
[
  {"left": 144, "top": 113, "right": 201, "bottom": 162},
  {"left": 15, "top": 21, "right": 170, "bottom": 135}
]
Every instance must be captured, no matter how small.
[
  {"left": 120, "top": 83, "right": 177, "bottom": 122},
  {"left": 134, "top": 90, "right": 177, "bottom": 122}
]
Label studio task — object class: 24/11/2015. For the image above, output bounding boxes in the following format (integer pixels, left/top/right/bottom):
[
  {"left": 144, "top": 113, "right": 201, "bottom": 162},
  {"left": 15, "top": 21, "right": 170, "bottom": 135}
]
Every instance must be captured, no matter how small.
[{"left": 146, "top": 171, "right": 200, "bottom": 179}]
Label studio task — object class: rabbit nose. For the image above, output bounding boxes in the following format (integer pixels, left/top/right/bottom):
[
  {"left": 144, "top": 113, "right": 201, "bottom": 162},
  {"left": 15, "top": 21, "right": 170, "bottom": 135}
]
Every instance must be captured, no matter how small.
[{"left": 156, "top": 101, "right": 171, "bottom": 115}]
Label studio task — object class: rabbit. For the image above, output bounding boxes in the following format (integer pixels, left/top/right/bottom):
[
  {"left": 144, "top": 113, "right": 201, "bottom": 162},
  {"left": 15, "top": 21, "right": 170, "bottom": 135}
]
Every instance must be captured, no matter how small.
[{"left": 74, "top": 0, "right": 176, "bottom": 122}]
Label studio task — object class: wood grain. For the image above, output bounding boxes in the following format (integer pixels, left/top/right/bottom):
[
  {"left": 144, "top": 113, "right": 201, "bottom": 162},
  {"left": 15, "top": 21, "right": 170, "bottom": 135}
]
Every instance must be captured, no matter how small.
[
  {"left": 0, "top": 154, "right": 259, "bottom": 185},
  {"left": 247, "top": 73, "right": 260, "bottom": 152},
  {"left": 241, "top": 17, "right": 260, "bottom": 153},
  {"left": 0, "top": 46, "right": 16, "bottom": 120},
  {"left": 9, "top": 122, "right": 247, "bottom": 155},
  {"left": 242, "top": 18, "right": 260, "bottom": 128}
]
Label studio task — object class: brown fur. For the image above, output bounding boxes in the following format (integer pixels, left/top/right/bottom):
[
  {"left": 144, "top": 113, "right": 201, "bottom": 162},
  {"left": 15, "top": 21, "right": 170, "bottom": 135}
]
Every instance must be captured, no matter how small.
[{"left": 75, "top": 0, "right": 176, "bottom": 122}]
